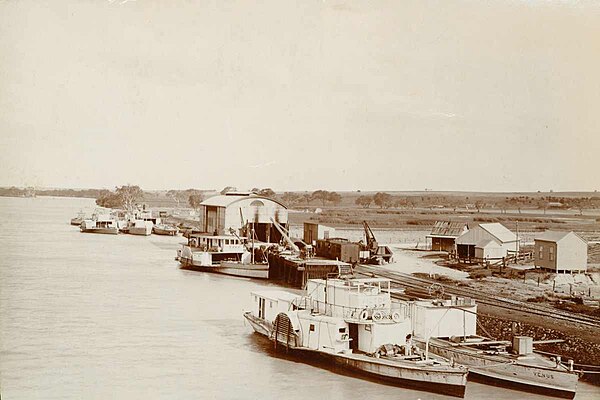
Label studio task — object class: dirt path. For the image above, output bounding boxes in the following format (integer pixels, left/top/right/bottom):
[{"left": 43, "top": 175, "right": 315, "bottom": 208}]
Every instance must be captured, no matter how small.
[{"left": 385, "top": 245, "right": 469, "bottom": 280}]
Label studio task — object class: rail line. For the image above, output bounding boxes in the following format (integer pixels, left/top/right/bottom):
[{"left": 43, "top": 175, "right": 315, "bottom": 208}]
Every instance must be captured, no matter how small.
[{"left": 354, "top": 264, "right": 600, "bottom": 328}]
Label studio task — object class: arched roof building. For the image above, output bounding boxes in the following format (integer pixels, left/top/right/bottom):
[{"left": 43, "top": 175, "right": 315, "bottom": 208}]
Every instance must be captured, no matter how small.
[{"left": 199, "top": 193, "right": 288, "bottom": 243}]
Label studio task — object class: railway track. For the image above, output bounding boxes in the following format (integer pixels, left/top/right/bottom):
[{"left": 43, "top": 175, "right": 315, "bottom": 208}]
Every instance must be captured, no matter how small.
[{"left": 355, "top": 264, "right": 600, "bottom": 328}]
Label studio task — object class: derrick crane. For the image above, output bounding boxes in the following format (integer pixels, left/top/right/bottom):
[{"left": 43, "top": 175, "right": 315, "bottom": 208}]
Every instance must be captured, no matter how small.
[
  {"left": 362, "top": 221, "right": 379, "bottom": 253},
  {"left": 361, "top": 221, "right": 394, "bottom": 265},
  {"left": 270, "top": 217, "right": 300, "bottom": 253}
]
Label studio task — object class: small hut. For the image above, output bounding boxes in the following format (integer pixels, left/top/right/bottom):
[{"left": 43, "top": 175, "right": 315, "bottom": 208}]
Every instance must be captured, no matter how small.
[
  {"left": 426, "top": 221, "right": 469, "bottom": 252},
  {"left": 534, "top": 231, "right": 587, "bottom": 273}
]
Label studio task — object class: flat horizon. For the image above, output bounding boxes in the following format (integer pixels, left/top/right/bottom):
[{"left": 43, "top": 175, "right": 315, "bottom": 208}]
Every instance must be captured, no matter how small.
[{"left": 2, "top": 185, "right": 598, "bottom": 196}]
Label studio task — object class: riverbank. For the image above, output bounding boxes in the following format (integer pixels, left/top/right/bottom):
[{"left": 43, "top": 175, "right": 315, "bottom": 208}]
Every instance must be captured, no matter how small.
[{"left": 386, "top": 247, "right": 600, "bottom": 382}]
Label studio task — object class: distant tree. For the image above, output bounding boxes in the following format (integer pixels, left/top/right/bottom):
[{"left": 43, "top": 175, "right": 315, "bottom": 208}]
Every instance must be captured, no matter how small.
[
  {"left": 355, "top": 195, "right": 373, "bottom": 208},
  {"left": 281, "top": 192, "right": 300, "bottom": 205},
  {"left": 116, "top": 185, "right": 143, "bottom": 212},
  {"left": 188, "top": 193, "right": 204, "bottom": 212},
  {"left": 327, "top": 191, "right": 342, "bottom": 206},
  {"left": 301, "top": 193, "right": 312, "bottom": 206},
  {"left": 373, "top": 192, "right": 393, "bottom": 208},
  {"left": 393, "top": 197, "right": 406, "bottom": 208},
  {"left": 95, "top": 189, "right": 118, "bottom": 208},
  {"left": 311, "top": 190, "right": 330, "bottom": 206},
  {"left": 220, "top": 186, "right": 237, "bottom": 195},
  {"left": 167, "top": 189, "right": 195, "bottom": 207},
  {"left": 96, "top": 185, "right": 143, "bottom": 211},
  {"left": 474, "top": 200, "right": 484, "bottom": 213},
  {"left": 257, "top": 188, "right": 276, "bottom": 198}
]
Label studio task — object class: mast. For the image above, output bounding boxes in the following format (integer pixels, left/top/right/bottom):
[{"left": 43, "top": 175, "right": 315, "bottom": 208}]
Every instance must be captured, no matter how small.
[{"left": 251, "top": 228, "right": 255, "bottom": 264}]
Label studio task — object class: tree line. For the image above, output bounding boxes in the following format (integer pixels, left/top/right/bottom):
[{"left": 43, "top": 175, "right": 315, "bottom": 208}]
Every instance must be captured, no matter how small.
[{"left": 96, "top": 185, "right": 206, "bottom": 212}]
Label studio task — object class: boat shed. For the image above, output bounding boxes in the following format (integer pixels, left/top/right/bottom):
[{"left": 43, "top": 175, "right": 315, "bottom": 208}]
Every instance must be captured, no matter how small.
[
  {"left": 198, "top": 193, "right": 288, "bottom": 243},
  {"left": 534, "top": 231, "right": 587, "bottom": 273},
  {"left": 455, "top": 223, "right": 519, "bottom": 261},
  {"left": 426, "top": 221, "right": 469, "bottom": 252}
]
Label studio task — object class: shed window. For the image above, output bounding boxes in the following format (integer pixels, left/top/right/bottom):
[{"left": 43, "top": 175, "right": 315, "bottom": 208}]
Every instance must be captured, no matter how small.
[
  {"left": 539, "top": 245, "right": 543, "bottom": 260},
  {"left": 549, "top": 247, "right": 554, "bottom": 261},
  {"left": 269, "top": 301, "right": 273, "bottom": 308},
  {"left": 309, "top": 324, "right": 315, "bottom": 332},
  {"left": 338, "top": 327, "right": 346, "bottom": 333}
]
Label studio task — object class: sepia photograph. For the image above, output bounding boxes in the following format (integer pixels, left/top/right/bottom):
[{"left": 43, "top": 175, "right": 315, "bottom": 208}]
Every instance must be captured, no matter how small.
[{"left": 1, "top": 0, "right": 599, "bottom": 399}]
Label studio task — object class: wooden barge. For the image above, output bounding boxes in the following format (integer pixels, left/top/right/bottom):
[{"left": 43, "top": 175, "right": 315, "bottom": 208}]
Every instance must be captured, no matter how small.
[{"left": 267, "top": 253, "right": 351, "bottom": 288}]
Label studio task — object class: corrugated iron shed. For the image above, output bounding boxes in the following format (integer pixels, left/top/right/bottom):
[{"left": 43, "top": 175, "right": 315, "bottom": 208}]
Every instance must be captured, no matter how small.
[
  {"left": 535, "top": 231, "right": 585, "bottom": 243},
  {"left": 479, "top": 223, "right": 517, "bottom": 243},
  {"left": 429, "top": 221, "right": 468, "bottom": 237},
  {"left": 201, "top": 194, "right": 252, "bottom": 207},
  {"left": 201, "top": 194, "right": 287, "bottom": 209}
]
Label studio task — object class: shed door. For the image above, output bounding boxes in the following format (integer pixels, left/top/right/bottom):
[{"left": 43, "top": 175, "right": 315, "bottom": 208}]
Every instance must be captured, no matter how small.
[{"left": 206, "top": 206, "right": 217, "bottom": 234}]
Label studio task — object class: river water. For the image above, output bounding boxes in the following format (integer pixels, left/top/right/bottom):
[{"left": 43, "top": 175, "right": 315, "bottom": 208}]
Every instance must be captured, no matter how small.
[{"left": 1, "top": 196, "right": 598, "bottom": 399}]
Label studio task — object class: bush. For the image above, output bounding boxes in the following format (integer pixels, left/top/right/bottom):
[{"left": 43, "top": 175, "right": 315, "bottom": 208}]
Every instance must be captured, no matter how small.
[
  {"left": 469, "top": 270, "right": 492, "bottom": 279},
  {"left": 527, "top": 296, "right": 546, "bottom": 303}
]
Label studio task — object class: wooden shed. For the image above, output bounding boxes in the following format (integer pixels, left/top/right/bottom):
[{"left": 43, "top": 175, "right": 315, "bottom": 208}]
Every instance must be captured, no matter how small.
[
  {"left": 534, "top": 231, "right": 587, "bottom": 273},
  {"left": 198, "top": 193, "right": 288, "bottom": 243},
  {"left": 303, "top": 222, "right": 335, "bottom": 245},
  {"left": 455, "top": 223, "right": 518, "bottom": 261},
  {"left": 426, "top": 221, "right": 469, "bottom": 252},
  {"left": 474, "top": 239, "right": 504, "bottom": 260}
]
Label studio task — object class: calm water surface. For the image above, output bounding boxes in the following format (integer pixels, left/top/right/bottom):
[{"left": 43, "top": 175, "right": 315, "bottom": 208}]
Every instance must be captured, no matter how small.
[{"left": 1, "top": 197, "right": 598, "bottom": 399}]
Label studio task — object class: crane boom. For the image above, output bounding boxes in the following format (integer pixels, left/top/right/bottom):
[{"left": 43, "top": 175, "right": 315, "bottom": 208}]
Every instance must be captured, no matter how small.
[
  {"left": 362, "top": 220, "right": 378, "bottom": 252},
  {"left": 270, "top": 218, "right": 300, "bottom": 253}
]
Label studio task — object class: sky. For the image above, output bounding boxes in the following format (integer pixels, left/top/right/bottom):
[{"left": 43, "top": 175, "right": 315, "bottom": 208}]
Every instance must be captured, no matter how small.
[{"left": 1, "top": 0, "right": 599, "bottom": 192}]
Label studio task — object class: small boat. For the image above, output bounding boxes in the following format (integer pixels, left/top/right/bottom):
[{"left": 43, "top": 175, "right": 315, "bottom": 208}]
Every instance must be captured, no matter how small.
[
  {"left": 123, "top": 220, "right": 153, "bottom": 236},
  {"left": 70, "top": 212, "right": 86, "bottom": 226},
  {"left": 244, "top": 277, "right": 468, "bottom": 397},
  {"left": 410, "top": 298, "right": 579, "bottom": 398},
  {"left": 176, "top": 233, "right": 269, "bottom": 279},
  {"left": 80, "top": 216, "right": 118, "bottom": 235},
  {"left": 152, "top": 224, "right": 179, "bottom": 236}
]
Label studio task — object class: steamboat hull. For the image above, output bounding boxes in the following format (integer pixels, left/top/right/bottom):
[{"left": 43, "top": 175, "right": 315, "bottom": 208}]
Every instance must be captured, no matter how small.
[
  {"left": 244, "top": 312, "right": 271, "bottom": 337},
  {"left": 153, "top": 227, "right": 178, "bottom": 236},
  {"left": 179, "top": 257, "right": 268, "bottom": 279},
  {"left": 127, "top": 227, "right": 152, "bottom": 236},
  {"left": 80, "top": 227, "right": 118, "bottom": 235},
  {"left": 244, "top": 313, "right": 467, "bottom": 398},
  {"left": 218, "top": 261, "right": 269, "bottom": 279},
  {"left": 420, "top": 339, "right": 578, "bottom": 399}
]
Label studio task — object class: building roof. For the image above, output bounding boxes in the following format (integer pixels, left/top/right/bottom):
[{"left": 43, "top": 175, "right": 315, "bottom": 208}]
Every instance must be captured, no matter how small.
[
  {"left": 201, "top": 194, "right": 287, "bottom": 209},
  {"left": 475, "top": 239, "right": 501, "bottom": 249},
  {"left": 201, "top": 194, "right": 252, "bottom": 207},
  {"left": 479, "top": 223, "right": 517, "bottom": 243},
  {"left": 429, "top": 221, "right": 468, "bottom": 237},
  {"left": 535, "top": 231, "right": 585, "bottom": 243}
]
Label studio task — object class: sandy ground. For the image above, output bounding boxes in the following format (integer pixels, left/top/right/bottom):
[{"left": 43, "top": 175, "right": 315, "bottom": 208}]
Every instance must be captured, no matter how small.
[
  {"left": 381, "top": 244, "right": 600, "bottom": 300},
  {"left": 383, "top": 244, "right": 469, "bottom": 280}
]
